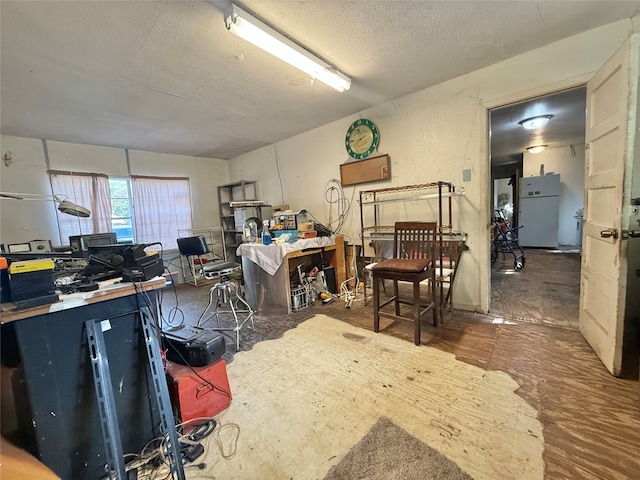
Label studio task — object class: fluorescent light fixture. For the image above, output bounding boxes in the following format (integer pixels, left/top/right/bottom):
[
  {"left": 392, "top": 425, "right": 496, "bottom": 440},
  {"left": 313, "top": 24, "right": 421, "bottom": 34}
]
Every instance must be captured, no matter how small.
[
  {"left": 224, "top": 3, "right": 351, "bottom": 92},
  {"left": 526, "top": 145, "right": 547, "bottom": 154},
  {"left": 0, "top": 192, "right": 91, "bottom": 217},
  {"left": 519, "top": 115, "right": 553, "bottom": 129}
]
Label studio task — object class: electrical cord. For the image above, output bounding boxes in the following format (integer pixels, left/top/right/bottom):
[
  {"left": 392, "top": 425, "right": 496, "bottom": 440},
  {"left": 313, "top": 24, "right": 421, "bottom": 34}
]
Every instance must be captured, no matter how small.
[
  {"left": 323, "top": 178, "right": 353, "bottom": 233},
  {"left": 128, "top": 417, "right": 234, "bottom": 479},
  {"left": 274, "top": 144, "right": 285, "bottom": 205},
  {"left": 206, "top": 421, "right": 240, "bottom": 460},
  {"left": 158, "top": 265, "right": 185, "bottom": 329}
]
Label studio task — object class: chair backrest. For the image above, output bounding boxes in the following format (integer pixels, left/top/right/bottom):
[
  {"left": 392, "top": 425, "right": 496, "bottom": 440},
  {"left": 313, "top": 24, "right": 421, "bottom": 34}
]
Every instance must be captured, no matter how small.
[
  {"left": 393, "top": 221, "right": 437, "bottom": 261},
  {"left": 176, "top": 235, "right": 210, "bottom": 256}
]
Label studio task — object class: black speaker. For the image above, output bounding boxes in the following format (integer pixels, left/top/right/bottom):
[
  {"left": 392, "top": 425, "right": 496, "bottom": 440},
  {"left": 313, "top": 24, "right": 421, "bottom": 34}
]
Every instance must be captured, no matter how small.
[
  {"left": 162, "top": 330, "right": 226, "bottom": 367},
  {"left": 323, "top": 266, "right": 337, "bottom": 294}
]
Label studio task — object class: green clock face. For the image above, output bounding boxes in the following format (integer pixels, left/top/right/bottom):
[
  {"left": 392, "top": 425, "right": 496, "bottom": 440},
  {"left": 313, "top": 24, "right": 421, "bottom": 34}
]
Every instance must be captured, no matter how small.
[{"left": 345, "top": 119, "right": 379, "bottom": 159}]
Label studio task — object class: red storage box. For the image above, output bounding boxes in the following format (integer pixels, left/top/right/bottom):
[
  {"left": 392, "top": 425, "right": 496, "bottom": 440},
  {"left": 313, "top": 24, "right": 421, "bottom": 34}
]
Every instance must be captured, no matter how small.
[{"left": 165, "top": 359, "right": 232, "bottom": 422}]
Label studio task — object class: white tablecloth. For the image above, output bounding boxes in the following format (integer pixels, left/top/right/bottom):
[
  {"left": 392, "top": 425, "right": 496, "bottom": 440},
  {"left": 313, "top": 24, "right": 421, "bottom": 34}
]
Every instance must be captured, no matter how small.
[{"left": 236, "top": 235, "right": 336, "bottom": 276}]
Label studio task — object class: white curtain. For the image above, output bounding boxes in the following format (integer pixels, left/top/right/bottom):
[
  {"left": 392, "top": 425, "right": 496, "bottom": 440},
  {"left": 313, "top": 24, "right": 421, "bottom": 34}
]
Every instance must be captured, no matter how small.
[
  {"left": 132, "top": 176, "right": 192, "bottom": 250},
  {"left": 50, "top": 172, "right": 112, "bottom": 244}
]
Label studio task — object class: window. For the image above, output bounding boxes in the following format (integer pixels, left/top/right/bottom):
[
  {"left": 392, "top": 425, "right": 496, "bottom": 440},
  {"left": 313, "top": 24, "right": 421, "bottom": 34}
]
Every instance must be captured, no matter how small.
[
  {"left": 50, "top": 171, "right": 112, "bottom": 244},
  {"left": 50, "top": 172, "right": 192, "bottom": 250},
  {"left": 132, "top": 176, "right": 192, "bottom": 250},
  {"left": 109, "top": 178, "right": 135, "bottom": 243}
]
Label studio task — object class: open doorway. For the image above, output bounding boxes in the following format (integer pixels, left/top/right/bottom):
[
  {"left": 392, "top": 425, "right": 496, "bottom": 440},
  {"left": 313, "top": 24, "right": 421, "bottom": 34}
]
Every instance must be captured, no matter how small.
[{"left": 489, "top": 87, "right": 586, "bottom": 330}]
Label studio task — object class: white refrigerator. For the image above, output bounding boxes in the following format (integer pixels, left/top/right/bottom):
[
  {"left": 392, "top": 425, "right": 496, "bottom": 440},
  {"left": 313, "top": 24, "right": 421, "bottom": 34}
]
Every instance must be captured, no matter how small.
[{"left": 518, "top": 174, "right": 560, "bottom": 248}]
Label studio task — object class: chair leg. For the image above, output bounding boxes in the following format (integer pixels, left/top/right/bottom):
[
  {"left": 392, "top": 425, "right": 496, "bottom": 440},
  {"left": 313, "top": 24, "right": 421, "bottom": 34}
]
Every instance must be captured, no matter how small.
[
  {"left": 196, "top": 285, "right": 218, "bottom": 327},
  {"left": 413, "top": 280, "right": 421, "bottom": 345},
  {"left": 393, "top": 280, "right": 400, "bottom": 316},
  {"left": 197, "top": 281, "right": 255, "bottom": 351},
  {"left": 230, "top": 282, "right": 255, "bottom": 332},
  {"left": 373, "top": 275, "right": 380, "bottom": 333},
  {"left": 432, "top": 273, "right": 439, "bottom": 327}
]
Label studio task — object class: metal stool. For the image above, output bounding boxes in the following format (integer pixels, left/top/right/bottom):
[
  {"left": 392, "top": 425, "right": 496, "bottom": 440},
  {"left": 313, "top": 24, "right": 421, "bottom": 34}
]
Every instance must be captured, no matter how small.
[{"left": 196, "top": 262, "right": 255, "bottom": 351}]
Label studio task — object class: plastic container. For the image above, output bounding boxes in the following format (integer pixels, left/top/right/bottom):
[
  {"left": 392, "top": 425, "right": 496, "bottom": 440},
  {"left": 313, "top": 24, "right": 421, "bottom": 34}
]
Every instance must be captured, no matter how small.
[
  {"left": 244, "top": 219, "right": 258, "bottom": 243},
  {"left": 261, "top": 220, "right": 272, "bottom": 245},
  {"left": 274, "top": 230, "right": 298, "bottom": 243}
]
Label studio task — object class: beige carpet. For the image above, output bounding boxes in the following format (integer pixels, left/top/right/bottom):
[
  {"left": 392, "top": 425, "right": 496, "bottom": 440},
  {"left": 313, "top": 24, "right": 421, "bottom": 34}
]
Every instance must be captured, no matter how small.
[
  {"left": 202, "top": 315, "right": 544, "bottom": 480},
  {"left": 323, "top": 417, "right": 474, "bottom": 479}
]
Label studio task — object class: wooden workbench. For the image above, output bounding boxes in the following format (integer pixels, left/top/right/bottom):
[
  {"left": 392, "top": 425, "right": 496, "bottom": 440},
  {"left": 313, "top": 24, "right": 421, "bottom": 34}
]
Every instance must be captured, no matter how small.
[{"left": 239, "top": 235, "right": 346, "bottom": 313}]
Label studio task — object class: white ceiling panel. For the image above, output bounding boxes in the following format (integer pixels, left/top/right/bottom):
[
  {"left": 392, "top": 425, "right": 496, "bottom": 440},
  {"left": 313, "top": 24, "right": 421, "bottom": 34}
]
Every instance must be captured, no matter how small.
[{"left": 1, "top": 1, "right": 639, "bottom": 159}]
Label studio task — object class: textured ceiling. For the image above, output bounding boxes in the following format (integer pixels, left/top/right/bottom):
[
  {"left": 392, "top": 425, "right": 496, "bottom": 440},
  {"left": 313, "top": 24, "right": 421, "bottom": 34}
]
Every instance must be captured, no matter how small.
[
  {"left": 491, "top": 86, "right": 587, "bottom": 165},
  {"left": 1, "top": 1, "right": 639, "bottom": 160}
]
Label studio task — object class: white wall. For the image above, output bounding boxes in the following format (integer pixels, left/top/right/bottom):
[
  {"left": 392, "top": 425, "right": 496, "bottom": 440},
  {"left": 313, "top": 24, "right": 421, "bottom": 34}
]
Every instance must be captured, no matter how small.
[
  {"left": 0, "top": 136, "right": 60, "bottom": 243},
  {"left": 229, "top": 18, "right": 639, "bottom": 313},
  {"left": 0, "top": 136, "right": 229, "bottom": 248},
  {"left": 2, "top": 18, "right": 638, "bottom": 308},
  {"left": 523, "top": 143, "right": 586, "bottom": 246}
]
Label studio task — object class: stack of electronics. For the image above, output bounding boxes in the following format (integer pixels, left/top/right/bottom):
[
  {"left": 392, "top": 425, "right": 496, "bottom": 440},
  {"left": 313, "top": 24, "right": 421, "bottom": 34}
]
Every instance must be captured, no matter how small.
[
  {"left": 77, "top": 243, "right": 164, "bottom": 284},
  {"left": 120, "top": 244, "right": 164, "bottom": 282},
  {"left": 7, "top": 258, "right": 59, "bottom": 309},
  {"left": 1, "top": 233, "right": 165, "bottom": 302}
]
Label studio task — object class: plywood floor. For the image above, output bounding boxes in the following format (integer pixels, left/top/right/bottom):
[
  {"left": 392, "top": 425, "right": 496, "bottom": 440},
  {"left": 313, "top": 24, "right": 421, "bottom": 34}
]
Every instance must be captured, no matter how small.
[
  {"left": 490, "top": 248, "right": 581, "bottom": 330},
  {"left": 165, "top": 255, "right": 640, "bottom": 480}
]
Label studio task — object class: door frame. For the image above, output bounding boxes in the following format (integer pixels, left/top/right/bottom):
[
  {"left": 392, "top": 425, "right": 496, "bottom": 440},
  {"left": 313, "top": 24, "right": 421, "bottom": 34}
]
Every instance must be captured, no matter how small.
[{"left": 481, "top": 79, "right": 590, "bottom": 315}]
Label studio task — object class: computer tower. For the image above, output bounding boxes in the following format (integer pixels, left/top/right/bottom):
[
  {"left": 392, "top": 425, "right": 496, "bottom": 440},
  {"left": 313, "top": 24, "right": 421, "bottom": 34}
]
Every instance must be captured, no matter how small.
[{"left": 323, "top": 266, "right": 337, "bottom": 294}]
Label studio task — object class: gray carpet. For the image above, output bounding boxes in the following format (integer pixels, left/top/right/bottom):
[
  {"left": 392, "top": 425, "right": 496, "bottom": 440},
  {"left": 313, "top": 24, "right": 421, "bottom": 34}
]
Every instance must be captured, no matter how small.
[{"left": 324, "top": 417, "right": 474, "bottom": 480}]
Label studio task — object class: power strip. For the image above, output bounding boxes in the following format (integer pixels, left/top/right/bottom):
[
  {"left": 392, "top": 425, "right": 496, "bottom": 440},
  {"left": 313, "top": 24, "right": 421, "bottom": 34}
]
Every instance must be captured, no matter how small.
[{"left": 180, "top": 442, "right": 205, "bottom": 463}]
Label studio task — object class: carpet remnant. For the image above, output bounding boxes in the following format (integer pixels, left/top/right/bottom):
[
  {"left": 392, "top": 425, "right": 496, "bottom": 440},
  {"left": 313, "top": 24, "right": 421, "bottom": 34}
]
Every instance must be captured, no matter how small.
[
  {"left": 323, "top": 416, "right": 474, "bottom": 480},
  {"left": 204, "top": 315, "right": 544, "bottom": 480}
]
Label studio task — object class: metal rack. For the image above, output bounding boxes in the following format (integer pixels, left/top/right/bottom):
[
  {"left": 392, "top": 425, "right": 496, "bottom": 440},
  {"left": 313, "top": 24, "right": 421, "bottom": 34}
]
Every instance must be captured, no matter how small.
[
  {"left": 359, "top": 181, "right": 467, "bottom": 317},
  {"left": 217, "top": 180, "right": 271, "bottom": 261},
  {"left": 86, "top": 306, "right": 185, "bottom": 480}
]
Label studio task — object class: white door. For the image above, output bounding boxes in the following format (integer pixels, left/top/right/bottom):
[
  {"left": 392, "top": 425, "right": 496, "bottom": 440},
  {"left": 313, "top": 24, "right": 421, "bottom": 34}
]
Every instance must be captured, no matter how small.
[{"left": 580, "top": 34, "right": 639, "bottom": 376}]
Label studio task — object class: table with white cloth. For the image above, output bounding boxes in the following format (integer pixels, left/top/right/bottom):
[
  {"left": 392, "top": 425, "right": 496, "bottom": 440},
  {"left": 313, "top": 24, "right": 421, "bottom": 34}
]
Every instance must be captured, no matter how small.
[{"left": 237, "top": 235, "right": 346, "bottom": 313}]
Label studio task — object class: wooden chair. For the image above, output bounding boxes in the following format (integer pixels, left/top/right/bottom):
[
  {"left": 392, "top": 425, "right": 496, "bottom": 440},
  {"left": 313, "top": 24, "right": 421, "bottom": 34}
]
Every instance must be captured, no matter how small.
[{"left": 371, "top": 221, "right": 438, "bottom": 345}]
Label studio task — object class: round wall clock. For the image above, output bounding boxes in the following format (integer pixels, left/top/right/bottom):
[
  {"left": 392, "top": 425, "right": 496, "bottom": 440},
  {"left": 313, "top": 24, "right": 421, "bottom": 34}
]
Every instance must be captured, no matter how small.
[{"left": 345, "top": 119, "right": 379, "bottom": 160}]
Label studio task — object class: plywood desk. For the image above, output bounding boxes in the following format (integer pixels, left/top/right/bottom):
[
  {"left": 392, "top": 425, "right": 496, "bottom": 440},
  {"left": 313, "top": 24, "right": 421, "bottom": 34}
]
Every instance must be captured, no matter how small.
[
  {"left": 0, "top": 277, "right": 166, "bottom": 480},
  {"left": 238, "top": 235, "right": 346, "bottom": 313}
]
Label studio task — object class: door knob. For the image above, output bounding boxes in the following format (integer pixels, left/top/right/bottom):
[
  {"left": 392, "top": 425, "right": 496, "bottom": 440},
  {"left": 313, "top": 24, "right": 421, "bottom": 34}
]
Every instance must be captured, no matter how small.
[{"left": 600, "top": 229, "right": 619, "bottom": 239}]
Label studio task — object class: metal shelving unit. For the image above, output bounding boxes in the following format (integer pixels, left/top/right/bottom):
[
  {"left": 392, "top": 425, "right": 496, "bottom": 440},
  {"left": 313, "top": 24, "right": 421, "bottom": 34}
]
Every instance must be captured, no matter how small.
[
  {"left": 359, "top": 181, "right": 467, "bottom": 317},
  {"left": 217, "top": 180, "right": 259, "bottom": 261}
]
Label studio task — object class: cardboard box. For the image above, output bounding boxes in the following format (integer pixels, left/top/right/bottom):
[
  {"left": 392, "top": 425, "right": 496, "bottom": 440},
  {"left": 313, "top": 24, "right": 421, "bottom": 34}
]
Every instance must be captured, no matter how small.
[
  {"left": 165, "top": 359, "right": 232, "bottom": 422},
  {"left": 297, "top": 222, "right": 315, "bottom": 232}
]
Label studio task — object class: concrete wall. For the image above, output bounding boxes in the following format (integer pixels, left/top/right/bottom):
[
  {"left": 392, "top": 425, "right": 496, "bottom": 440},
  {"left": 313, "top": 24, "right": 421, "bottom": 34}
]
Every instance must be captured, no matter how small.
[{"left": 229, "top": 18, "right": 639, "bottom": 313}]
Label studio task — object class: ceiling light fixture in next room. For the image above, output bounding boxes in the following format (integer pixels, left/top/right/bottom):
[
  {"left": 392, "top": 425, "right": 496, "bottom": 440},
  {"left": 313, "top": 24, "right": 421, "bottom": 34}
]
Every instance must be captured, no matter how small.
[{"left": 519, "top": 115, "right": 553, "bottom": 129}]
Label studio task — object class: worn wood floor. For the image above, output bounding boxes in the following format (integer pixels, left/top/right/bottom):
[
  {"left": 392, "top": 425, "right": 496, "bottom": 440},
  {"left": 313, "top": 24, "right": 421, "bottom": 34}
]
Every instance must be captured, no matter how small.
[
  {"left": 490, "top": 247, "right": 581, "bottom": 330},
  {"left": 163, "top": 254, "right": 640, "bottom": 480}
]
